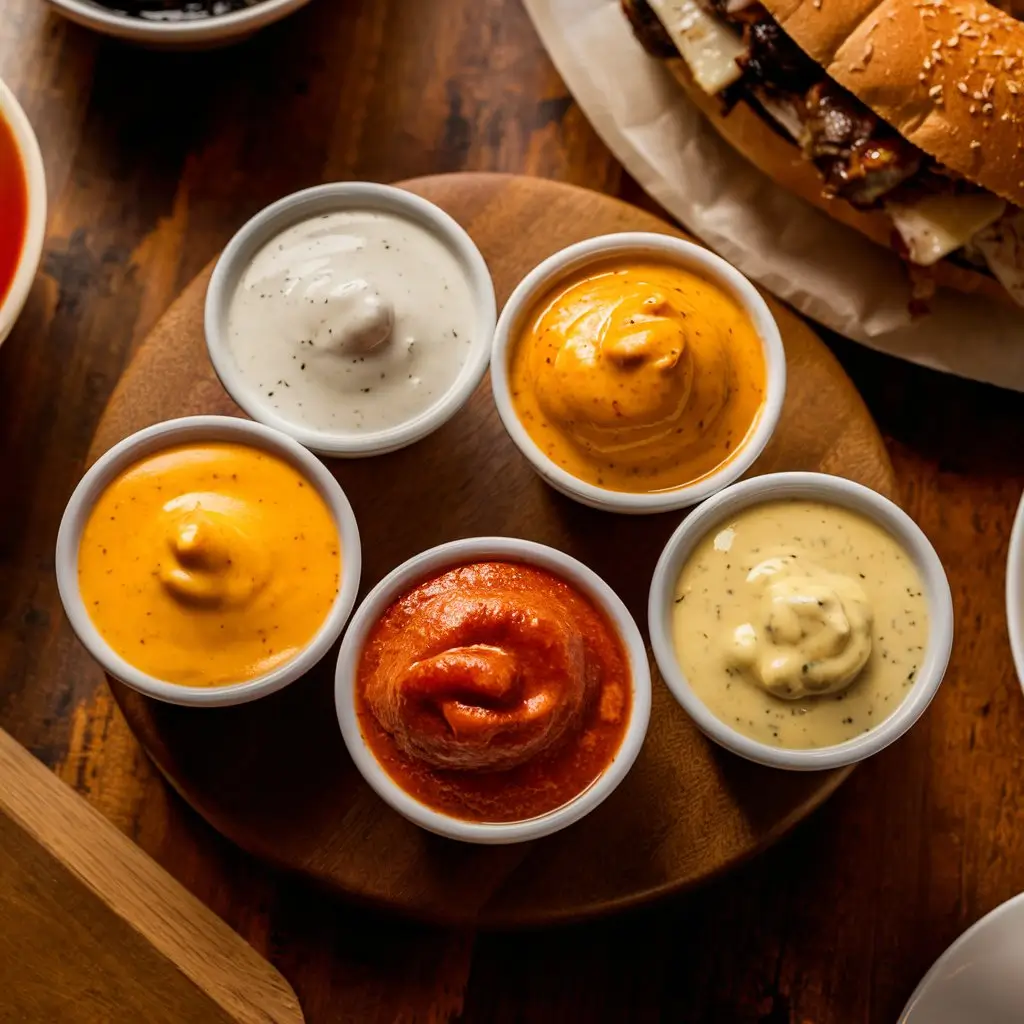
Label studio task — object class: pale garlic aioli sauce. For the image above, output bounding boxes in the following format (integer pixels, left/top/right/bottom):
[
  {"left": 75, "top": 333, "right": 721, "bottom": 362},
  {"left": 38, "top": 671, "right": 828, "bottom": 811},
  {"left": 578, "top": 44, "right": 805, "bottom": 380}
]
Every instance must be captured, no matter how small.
[
  {"left": 671, "top": 500, "right": 929, "bottom": 748},
  {"left": 226, "top": 210, "right": 478, "bottom": 434}
]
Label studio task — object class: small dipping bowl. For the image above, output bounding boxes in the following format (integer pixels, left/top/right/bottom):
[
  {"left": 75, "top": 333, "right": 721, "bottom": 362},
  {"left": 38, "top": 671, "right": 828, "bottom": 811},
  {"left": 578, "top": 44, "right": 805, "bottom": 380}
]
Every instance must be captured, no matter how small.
[
  {"left": 46, "top": 0, "right": 315, "bottom": 48},
  {"left": 0, "top": 78, "right": 46, "bottom": 348},
  {"left": 56, "top": 415, "right": 362, "bottom": 707},
  {"left": 649, "top": 472, "right": 953, "bottom": 771},
  {"left": 491, "top": 232, "right": 786, "bottom": 514},
  {"left": 206, "top": 182, "right": 496, "bottom": 458},
  {"left": 335, "top": 537, "right": 652, "bottom": 844}
]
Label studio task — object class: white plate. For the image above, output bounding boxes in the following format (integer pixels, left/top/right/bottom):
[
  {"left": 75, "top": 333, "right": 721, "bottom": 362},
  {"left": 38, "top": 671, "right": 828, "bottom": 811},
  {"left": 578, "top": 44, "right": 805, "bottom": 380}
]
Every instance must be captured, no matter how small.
[
  {"left": 523, "top": 0, "right": 1024, "bottom": 391},
  {"left": 901, "top": 892, "right": 1024, "bottom": 1023},
  {"left": 1006, "top": 490, "right": 1024, "bottom": 692}
]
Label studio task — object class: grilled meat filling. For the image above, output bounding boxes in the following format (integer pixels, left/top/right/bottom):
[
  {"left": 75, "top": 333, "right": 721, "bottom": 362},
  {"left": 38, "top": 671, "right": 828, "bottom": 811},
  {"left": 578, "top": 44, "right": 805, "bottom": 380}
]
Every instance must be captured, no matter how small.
[
  {"left": 626, "top": 0, "right": 928, "bottom": 209},
  {"left": 802, "top": 83, "right": 922, "bottom": 207}
]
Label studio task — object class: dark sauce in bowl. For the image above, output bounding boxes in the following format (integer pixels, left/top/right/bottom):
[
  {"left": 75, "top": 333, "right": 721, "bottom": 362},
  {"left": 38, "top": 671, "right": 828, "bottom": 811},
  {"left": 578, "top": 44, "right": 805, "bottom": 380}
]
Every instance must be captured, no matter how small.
[{"left": 90, "top": 0, "right": 262, "bottom": 20}]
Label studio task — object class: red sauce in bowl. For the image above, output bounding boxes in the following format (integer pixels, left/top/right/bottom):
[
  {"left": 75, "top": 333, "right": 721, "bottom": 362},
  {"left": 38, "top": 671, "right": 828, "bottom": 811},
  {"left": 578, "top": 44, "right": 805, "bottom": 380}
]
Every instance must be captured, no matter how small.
[
  {"left": 0, "top": 111, "right": 28, "bottom": 308},
  {"left": 356, "top": 561, "right": 631, "bottom": 823}
]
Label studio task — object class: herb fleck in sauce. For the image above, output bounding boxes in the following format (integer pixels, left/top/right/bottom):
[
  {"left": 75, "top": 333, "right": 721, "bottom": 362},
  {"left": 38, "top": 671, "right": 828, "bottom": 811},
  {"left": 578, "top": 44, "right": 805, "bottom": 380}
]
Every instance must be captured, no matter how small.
[
  {"left": 670, "top": 499, "right": 929, "bottom": 749},
  {"left": 226, "top": 209, "right": 477, "bottom": 435}
]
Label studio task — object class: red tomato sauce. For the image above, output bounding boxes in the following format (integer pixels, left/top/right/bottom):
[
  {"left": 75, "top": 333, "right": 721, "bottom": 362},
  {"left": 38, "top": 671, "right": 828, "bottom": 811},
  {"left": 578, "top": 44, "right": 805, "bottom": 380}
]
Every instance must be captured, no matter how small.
[
  {"left": 356, "top": 561, "right": 631, "bottom": 823},
  {"left": 0, "top": 111, "right": 27, "bottom": 307}
]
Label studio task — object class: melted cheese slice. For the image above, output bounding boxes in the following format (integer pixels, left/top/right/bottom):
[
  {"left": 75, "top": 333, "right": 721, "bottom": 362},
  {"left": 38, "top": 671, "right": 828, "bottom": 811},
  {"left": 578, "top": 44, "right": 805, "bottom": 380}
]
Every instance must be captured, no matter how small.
[
  {"left": 973, "top": 208, "right": 1024, "bottom": 305},
  {"left": 886, "top": 193, "right": 1007, "bottom": 267},
  {"left": 647, "top": 0, "right": 746, "bottom": 95}
]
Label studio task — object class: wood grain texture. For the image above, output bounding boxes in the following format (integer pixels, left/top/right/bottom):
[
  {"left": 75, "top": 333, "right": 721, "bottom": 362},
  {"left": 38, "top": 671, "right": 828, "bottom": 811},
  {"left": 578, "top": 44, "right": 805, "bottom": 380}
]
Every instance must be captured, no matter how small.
[
  {"left": 89, "top": 172, "right": 893, "bottom": 925},
  {"left": 0, "top": 727, "right": 303, "bottom": 1023},
  {"left": 1, "top": 0, "right": 1023, "bottom": 1019}
]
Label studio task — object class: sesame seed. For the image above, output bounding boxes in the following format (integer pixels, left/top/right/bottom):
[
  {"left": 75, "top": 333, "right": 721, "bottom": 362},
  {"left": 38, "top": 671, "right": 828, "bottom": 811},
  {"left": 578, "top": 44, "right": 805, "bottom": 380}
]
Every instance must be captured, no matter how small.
[
  {"left": 948, "top": 35, "right": 960, "bottom": 46},
  {"left": 969, "top": 103, "right": 977, "bottom": 113},
  {"left": 973, "top": 90, "right": 984, "bottom": 100},
  {"left": 982, "top": 102, "right": 994, "bottom": 113},
  {"left": 970, "top": 139, "right": 982, "bottom": 148},
  {"left": 1002, "top": 112, "right": 1011, "bottom": 120},
  {"left": 1009, "top": 81, "right": 1021, "bottom": 94},
  {"left": 958, "top": 81, "right": 970, "bottom": 93},
  {"left": 929, "top": 84, "right": 944, "bottom": 97},
  {"left": 979, "top": 10, "right": 991, "bottom": 22}
]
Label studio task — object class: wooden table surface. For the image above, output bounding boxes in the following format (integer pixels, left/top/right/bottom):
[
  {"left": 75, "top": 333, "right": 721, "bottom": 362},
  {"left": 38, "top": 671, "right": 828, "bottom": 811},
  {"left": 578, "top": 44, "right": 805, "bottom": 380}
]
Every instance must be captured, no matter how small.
[{"left": 2, "top": 2, "right": 1023, "bottom": 1021}]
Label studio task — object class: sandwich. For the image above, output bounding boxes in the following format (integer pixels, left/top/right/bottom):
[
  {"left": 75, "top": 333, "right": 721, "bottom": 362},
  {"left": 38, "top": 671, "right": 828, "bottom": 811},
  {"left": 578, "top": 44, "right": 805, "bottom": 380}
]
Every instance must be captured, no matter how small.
[{"left": 622, "top": 0, "right": 1024, "bottom": 308}]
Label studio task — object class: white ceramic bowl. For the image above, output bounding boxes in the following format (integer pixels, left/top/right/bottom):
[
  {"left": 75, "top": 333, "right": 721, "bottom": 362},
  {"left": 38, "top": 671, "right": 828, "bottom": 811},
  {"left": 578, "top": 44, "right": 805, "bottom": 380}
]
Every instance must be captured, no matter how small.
[
  {"left": 55, "top": 415, "right": 362, "bottom": 707},
  {"left": 335, "top": 537, "right": 652, "bottom": 844},
  {"left": 0, "top": 79, "right": 46, "bottom": 348},
  {"left": 1006, "top": 489, "right": 1024, "bottom": 694},
  {"left": 649, "top": 472, "right": 954, "bottom": 771},
  {"left": 45, "top": 0, "right": 313, "bottom": 47},
  {"left": 205, "top": 181, "right": 496, "bottom": 458},
  {"left": 491, "top": 232, "right": 786, "bottom": 514}
]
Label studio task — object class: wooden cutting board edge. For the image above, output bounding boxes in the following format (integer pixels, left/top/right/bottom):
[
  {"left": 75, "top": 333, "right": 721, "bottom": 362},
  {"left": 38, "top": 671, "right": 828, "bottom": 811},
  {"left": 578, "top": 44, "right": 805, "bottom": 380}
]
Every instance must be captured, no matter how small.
[{"left": 0, "top": 727, "right": 305, "bottom": 1023}]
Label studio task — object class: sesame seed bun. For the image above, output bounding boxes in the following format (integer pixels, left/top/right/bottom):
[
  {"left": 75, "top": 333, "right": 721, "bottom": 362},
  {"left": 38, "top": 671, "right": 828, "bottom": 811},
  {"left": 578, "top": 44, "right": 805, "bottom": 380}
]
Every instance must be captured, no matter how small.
[{"left": 763, "top": 0, "right": 1024, "bottom": 208}]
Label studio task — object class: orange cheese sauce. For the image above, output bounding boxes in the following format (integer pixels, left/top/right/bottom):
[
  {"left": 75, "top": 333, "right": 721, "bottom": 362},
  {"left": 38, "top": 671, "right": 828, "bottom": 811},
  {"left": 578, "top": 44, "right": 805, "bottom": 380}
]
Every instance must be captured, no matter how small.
[
  {"left": 356, "top": 562, "right": 631, "bottom": 823},
  {"left": 509, "top": 258, "right": 767, "bottom": 493},
  {"left": 78, "top": 442, "right": 340, "bottom": 687}
]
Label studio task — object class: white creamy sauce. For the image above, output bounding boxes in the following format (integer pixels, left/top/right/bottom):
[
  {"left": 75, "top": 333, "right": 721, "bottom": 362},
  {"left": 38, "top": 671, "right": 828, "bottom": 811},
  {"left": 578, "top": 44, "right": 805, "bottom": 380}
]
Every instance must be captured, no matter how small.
[
  {"left": 671, "top": 500, "right": 929, "bottom": 749},
  {"left": 226, "top": 210, "right": 478, "bottom": 434}
]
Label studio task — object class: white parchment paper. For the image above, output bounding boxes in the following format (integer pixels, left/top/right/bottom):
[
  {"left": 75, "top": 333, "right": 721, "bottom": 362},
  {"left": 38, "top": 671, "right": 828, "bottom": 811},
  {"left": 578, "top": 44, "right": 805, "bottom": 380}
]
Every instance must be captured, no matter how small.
[{"left": 524, "top": 0, "right": 1024, "bottom": 388}]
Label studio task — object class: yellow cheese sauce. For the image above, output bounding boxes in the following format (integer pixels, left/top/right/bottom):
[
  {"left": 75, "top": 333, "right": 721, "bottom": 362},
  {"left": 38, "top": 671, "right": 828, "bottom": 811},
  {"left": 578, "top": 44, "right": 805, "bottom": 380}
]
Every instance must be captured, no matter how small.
[
  {"left": 509, "top": 258, "right": 766, "bottom": 493},
  {"left": 670, "top": 500, "right": 929, "bottom": 749},
  {"left": 78, "top": 442, "right": 341, "bottom": 687}
]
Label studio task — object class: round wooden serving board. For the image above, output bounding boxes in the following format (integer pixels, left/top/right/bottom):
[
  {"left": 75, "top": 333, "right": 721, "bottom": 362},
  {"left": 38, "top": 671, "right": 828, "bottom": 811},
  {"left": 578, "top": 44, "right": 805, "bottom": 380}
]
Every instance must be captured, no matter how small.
[{"left": 89, "top": 173, "right": 896, "bottom": 926}]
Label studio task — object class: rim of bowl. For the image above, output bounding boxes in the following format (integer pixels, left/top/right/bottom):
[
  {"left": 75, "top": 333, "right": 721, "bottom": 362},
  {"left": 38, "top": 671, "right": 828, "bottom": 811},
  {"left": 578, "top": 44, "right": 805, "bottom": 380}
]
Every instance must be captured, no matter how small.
[
  {"left": 205, "top": 181, "right": 497, "bottom": 458},
  {"left": 334, "top": 537, "right": 653, "bottom": 844},
  {"left": 490, "top": 232, "right": 787, "bottom": 515},
  {"left": 0, "top": 79, "right": 47, "bottom": 347},
  {"left": 46, "top": 0, "right": 312, "bottom": 43},
  {"left": 55, "top": 415, "right": 362, "bottom": 707},
  {"left": 1006, "top": 489, "right": 1024, "bottom": 693},
  {"left": 648, "top": 472, "right": 954, "bottom": 771}
]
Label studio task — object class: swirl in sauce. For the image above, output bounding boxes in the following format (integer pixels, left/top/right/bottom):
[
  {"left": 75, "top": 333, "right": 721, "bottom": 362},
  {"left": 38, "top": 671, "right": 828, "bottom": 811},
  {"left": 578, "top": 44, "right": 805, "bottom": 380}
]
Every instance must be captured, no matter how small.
[
  {"left": 509, "top": 259, "right": 766, "bottom": 492},
  {"left": 225, "top": 210, "right": 478, "bottom": 436},
  {"left": 78, "top": 442, "right": 340, "bottom": 687},
  {"left": 728, "top": 556, "right": 873, "bottom": 699},
  {"left": 357, "top": 562, "right": 631, "bottom": 822},
  {"left": 670, "top": 500, "right": 929, "bottom": 749}
]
